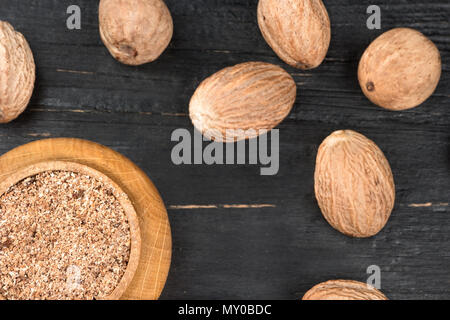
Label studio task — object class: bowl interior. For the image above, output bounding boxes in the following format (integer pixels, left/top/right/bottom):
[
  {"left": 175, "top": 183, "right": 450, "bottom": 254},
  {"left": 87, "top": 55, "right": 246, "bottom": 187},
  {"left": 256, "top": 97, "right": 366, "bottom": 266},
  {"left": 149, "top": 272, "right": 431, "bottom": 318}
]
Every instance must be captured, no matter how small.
[{"left": 0, "top": 160, "right": 141, "bottom": 300}]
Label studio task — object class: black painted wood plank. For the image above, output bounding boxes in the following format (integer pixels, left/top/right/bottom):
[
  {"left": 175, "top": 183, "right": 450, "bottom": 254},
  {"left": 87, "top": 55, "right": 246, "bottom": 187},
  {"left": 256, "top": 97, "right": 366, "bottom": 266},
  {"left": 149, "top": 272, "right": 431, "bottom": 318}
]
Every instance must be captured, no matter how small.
[{"left": 0, "top": 0, "right": 448, "bottom": 300}]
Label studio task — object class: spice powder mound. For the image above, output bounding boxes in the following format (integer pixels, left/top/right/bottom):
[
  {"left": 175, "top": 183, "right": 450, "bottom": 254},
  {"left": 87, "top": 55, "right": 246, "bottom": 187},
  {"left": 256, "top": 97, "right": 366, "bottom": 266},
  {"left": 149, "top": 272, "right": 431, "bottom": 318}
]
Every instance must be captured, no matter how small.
[{"left": 0, "top": 171, "right": 132, "bottom": 300}]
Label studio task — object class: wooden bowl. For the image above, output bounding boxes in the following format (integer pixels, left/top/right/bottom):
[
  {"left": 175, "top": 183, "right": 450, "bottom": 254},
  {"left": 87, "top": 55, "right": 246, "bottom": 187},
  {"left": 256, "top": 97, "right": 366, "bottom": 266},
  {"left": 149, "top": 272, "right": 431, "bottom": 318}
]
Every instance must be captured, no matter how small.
[
  {"left": 0, "top": 161, "right": 141, "bottom": 300},
  {"left": 0, "top": 138, "right": 171, "bottom": 300}
]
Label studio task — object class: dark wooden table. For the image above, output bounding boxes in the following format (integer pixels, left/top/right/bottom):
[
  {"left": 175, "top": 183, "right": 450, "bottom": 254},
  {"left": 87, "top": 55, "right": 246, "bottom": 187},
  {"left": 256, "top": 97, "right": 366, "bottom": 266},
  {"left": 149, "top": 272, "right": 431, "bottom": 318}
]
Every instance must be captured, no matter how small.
[{"left": 0, "top": 0, "right": 448, "bottom": 300}]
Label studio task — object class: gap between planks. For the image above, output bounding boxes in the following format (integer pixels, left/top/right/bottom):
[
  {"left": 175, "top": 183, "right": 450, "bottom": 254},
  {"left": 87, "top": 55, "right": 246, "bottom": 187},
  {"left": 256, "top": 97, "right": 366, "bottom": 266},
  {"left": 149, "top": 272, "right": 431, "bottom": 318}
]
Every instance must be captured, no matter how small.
[
  {"left": 170, "top": 203, "right": 448, "bottom": 210},
  {"left": 56, "top": 69, "right": 95, "bottom": 75},
  {"left": 169, "top": 204, "right": 276, "bottom": 210},
  {"left": 408, "top": 202, "right": 449, "bottom": 208},
  {"left": 29, "top": 107, "right": 188, "bottom": 118}
]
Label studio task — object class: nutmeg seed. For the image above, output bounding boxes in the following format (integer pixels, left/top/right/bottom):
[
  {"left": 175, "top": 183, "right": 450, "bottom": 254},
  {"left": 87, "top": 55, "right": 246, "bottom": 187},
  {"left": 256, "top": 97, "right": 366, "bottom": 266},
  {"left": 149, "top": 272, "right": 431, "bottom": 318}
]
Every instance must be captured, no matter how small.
[
  {"left": 257, "top": 0, "right": 331, "bottom": 69},
  {"left": 0, "top": 21, "right": 35, "bottom": 123},
  {"left": 358, "top": 28, "right": 441, "bottom": 111},
  {"left": 189, "top": 62, "right": 297, "bottom": 142},
  {"left": 99, "top": 0, "right": 173, "bottom": 66},
  {"left": 314, "top": 130, "right": 395, "bottom": 238},
  {"left": 303, "top": 280, "right": 388, "bottom": 300}
]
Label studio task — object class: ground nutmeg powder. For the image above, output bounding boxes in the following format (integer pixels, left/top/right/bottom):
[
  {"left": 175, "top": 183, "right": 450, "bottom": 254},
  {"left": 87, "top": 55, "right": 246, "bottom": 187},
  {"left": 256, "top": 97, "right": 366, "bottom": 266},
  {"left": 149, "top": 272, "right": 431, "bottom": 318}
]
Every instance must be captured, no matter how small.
[{"left": 0, "top": 170, "right": 132, "bottom": 300}]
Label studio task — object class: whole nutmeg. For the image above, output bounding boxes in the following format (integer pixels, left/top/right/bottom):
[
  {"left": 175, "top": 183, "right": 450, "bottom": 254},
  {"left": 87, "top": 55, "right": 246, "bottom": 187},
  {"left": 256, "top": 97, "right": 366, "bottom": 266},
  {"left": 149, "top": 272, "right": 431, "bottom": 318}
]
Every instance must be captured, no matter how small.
[
  {"left": 189, "top": 62, "right": 296, "bottom": 142},
  {"left": 358, "top": 28, "right": 441, "bottom": 111},
  {"left": 303, "top": 280, "right": 388, "bottom": 300},
  {"left": 314, "top": 130, "right": 395, "bottom": 238},
  {"left": 0, "top": 21, "right": 35, "bottom": 123},
  {"left": 257, "top": 0, "right": 331, "bottom": 69},
  {"left": 99, "top": 0, "right": 173, "bottom": 66}
]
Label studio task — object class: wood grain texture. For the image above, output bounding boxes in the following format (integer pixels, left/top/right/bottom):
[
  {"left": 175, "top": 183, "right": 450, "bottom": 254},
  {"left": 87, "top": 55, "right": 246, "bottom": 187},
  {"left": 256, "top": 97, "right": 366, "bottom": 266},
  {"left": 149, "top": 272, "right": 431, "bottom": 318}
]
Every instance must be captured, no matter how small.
[
  {"left": 0, "top": 139, "right": 171, "bottom": 300},
  {"left": 0, "top": 0, "right": 448, "bottom": 300}
]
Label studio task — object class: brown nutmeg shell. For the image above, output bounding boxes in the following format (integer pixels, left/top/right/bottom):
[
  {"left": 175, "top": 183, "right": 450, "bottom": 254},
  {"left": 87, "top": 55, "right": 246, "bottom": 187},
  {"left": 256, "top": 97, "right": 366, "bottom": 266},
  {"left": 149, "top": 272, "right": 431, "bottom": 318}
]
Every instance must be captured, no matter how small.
[
  {"left": 303, "top": 280, "right": 388, "bottom": 300},
  {"left": 0, "top": 21, "right": 35, "bottom": 123},
  {"left": 99, "top": 0, "right": 173, "bottom": 66},
  {"left": 189, "top": 62, "right": 296, "bottom": 142},
  {"left": 257, "top": 0, "right": 331, "bottom": 69},
  {"left": 314, "top": 130, "right": 395, "bottom": 238},
  {"left": 358, "top": 28, "right": 441, "bottom": 111}
]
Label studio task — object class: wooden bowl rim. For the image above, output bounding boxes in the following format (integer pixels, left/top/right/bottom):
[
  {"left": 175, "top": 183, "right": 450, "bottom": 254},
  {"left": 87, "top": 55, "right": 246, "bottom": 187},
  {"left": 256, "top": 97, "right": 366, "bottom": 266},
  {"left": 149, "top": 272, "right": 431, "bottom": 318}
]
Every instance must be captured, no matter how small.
[{"left": 0, "top": 160, "right": 142, "bottom": 300}]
